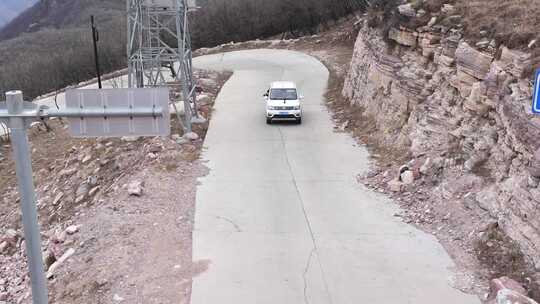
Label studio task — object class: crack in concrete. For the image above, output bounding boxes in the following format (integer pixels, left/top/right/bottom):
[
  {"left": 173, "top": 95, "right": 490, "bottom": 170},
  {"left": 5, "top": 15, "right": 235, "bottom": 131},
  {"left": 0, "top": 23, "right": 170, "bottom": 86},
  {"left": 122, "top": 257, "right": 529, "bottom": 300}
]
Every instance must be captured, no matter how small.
[
  {"left": 277, "top": 127, "right": 334, "bottom": 304},
  {"left": 215, "top": 215, "right": 242, "bottom": 232},
  {"left": 303, "top": 247, "right": 316, "bottom": 304}
]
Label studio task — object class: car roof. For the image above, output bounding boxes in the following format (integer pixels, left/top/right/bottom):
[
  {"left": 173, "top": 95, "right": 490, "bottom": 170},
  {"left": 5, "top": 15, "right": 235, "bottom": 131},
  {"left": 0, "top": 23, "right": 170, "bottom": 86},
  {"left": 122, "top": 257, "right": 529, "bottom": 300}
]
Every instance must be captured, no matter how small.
[{"left": 270, "top": 81, "right": 296, "bottom": 89}]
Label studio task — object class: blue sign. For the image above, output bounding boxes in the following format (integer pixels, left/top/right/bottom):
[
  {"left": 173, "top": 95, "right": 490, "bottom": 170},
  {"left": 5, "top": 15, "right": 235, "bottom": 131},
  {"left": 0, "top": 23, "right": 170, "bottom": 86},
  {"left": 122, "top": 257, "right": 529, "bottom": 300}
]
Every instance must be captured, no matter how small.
[{"left": 533, "top": 69, "right": 540, "bottom": 114}]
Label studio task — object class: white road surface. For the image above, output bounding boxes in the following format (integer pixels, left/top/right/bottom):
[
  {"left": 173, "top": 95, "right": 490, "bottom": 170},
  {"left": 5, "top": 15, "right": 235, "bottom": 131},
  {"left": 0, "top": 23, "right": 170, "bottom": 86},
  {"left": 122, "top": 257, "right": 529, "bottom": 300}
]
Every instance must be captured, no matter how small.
[{"left": 191, "top": 49, "right": 480, "bottom": 304}]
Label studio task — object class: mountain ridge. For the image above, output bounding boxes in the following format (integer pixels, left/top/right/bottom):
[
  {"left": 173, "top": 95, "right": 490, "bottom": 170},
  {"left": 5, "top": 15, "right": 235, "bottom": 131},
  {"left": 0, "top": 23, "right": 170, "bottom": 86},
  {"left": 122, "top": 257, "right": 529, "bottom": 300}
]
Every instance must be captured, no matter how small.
[
  {"left": 0, "top": 0, "right": 38, "bottom": 29},
  {"left": 0, "top": 0, "right": 125, "bottom": 41}
]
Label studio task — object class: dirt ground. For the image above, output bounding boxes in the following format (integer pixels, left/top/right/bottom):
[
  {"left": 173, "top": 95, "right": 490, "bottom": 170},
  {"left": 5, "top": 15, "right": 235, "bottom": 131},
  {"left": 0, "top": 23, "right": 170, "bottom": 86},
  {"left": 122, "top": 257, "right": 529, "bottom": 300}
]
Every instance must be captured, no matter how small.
[
  {"left": 50, "top": 148, "right": 204, "bottom": 303},
  {"left": 0, "top": 70, "right": 230, "bottom": 304}
]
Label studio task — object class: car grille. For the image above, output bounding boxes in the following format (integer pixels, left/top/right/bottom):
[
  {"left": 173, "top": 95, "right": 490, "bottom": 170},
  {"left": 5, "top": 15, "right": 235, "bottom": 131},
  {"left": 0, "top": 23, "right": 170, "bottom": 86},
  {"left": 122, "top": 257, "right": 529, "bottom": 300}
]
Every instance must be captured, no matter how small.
[{"left": 274, "top": 106, "right": 296, "bottom": 110}]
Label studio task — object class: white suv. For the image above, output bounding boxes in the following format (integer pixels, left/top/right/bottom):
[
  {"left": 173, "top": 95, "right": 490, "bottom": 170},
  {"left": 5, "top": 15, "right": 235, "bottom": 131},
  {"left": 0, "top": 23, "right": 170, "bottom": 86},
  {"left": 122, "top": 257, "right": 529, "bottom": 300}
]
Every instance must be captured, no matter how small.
[{"left": 264, "top": 81, "right": 303, "bottom": 124}]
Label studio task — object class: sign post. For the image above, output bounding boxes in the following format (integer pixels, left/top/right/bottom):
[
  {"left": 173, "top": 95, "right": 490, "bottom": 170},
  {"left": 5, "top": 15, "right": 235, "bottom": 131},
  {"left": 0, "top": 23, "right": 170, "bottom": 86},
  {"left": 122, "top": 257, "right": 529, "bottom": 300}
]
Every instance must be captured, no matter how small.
[
  {"left": 532, "top": 69, "right": 540, "bottom": 114},
  {"left": 0, "top": 88, "right": 170, "bottom": 304},
  {"left": 5, "top": 91, "right": 49, "bottom": 304}
]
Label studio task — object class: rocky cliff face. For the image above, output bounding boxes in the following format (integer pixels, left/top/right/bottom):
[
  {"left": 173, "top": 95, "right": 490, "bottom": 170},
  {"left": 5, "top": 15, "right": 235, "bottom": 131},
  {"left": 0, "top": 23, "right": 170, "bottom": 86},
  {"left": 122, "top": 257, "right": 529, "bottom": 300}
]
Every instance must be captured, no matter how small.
[{"left": 343, "top": 5, "right": 540, "bottom": 292}]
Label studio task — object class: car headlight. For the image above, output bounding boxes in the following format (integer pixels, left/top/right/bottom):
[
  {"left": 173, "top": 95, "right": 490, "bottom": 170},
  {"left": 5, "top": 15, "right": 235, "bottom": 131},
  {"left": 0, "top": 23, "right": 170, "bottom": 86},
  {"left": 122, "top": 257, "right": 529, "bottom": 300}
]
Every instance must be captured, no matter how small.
[
  {"left": 293, "top": 106, "right": 300, "bottom": 110},
  {"left": 267, "top": 106, "right": 276, "bottom": 110}
]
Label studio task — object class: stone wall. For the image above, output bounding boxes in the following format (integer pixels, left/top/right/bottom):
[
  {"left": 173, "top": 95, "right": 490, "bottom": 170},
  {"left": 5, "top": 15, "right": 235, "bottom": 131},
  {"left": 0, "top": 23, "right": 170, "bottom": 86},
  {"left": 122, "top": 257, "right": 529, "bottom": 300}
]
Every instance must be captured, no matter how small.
[{"left": 343, "top": 13, "right": 540, "bottom": 271}]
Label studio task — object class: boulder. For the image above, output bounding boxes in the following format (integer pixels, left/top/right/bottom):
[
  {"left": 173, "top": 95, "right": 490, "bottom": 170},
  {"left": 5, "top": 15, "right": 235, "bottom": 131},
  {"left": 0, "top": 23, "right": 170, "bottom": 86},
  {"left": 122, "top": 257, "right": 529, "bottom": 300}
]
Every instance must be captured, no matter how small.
[
  {"left": 0, "top": 241, "right": 8, "bottom": 254},
  {"left": 491, "top": 289, "right": 538, "bottom": 304},
  {"left": 176, "top": 137, "right": 189, "bottom": 145},
  {"left": 455, "top": 42, "right": 494, "bottom": 80},
  {"left": 449, "top": 69, "right": 478, "bottom": 98},
  {"left": 89, "top": 186, "right": 100, "bottom": 197},
  {"left": 149, "top": 144, "right": 163, "bottom": 153},
  {"left": 183, "top": 132, "right": 200, "bottom": 141},
  {"left": 398, "top": 4, "right": 416, "bottom": 17},
  {"left": 127, "top": 181, "right": 144, "bottom": 197},
  {"left": 75, "top": 183, "right": 89, "bottom": 204},
  {"left": 464, "top": 154, "right": 487, "bottom": 172},
  {"left": 388, "top": 179, "right": 403, "bottom": 192},
  {"left": 427, "top": 16, "right": 437, "bottom": 27},
  {"left": 81, "top": 154, "right": 92, "bottom": 164},
  {"left": 43, "top": 247, "right": 58, "bottom": 269},
  {"left": 488, "top": 277, "right": 526, "bottom": 299},
  {"left": 441, "top": 4, "right": 456, "bottom": 15},
  {"left": 486, "top": 275, "right": 536, "bottom": 304},
  {"left": 87, "top": 176, "right": 99, "bottom": 187},
  {"left": 528, "top": 148, "right": 540, "bottom": 178},
  {"left": 65, "top": 225, "right": 79, "bottom": 235},
  {"left": 52, "top": 192, "right": 64, "bottom": 206},
  {"left": 4, "top": 229, "right": 18, "bottom": 240},
  {"left": 191, "top": 116, "right": 207, "bottom": 124},
  {"left": 419, "top": 33, "right": 440, "bottom": 58},
  {"left": 55, "top": 230, "right": 68, "bottom": 243},
  {"left": 388, "top": 27, "right": 417, "bottom": 47},
  {"left": 121, "top": 136, "right": 139, "bottom": 142},
  {"left": 484, "top": 61, "right": 509, "bottom": 99},
  {"left": 59, "top": 168, "right": 77, "bottom": 178},
  {"left": 113, "top": 294, "right": 125, "bottom": 302},
  {"left": 527, "top": 175, "right": 540, "bottom": 188},
  {"left": 441, "top": 35, "right": 460, "bottom": 58},
  {"left": 464, "top": 82, "right": 490, "bottom": 114},
  {"left": 499, "top": 46, "right": 536, "bottom": 78},
  {"left": 434, "top": 53, "right": 455, "bottom": 67},
  {"left": 476, "top": 39, "right": 490, "bottom": 49},
  {"left": 2, "top": 229, "right": 19, "bottom": 250},
  {"left": 420, "top": 158, "right": 433, "bottom": 175},
  {"left": 400, "top": 170, "right": 416, "bottom": 184},
  {"left": 46, "top": 248, "right": 76, "bottom": 279}
]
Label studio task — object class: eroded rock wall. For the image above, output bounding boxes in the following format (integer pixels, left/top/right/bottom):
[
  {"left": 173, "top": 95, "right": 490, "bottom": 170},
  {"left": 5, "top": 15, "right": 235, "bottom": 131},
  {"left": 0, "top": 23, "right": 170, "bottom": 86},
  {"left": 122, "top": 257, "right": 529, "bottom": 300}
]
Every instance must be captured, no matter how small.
[{"left": 343, "top": 21, "right": 540, "bottom": 269}]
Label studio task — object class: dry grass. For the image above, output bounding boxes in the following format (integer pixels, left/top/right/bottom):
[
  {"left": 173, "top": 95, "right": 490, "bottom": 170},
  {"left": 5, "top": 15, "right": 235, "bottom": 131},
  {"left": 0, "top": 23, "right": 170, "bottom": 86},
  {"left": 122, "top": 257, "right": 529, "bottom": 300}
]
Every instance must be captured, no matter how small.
[{"left": 457, "top": 0, "right": 540, "bottom": 49}]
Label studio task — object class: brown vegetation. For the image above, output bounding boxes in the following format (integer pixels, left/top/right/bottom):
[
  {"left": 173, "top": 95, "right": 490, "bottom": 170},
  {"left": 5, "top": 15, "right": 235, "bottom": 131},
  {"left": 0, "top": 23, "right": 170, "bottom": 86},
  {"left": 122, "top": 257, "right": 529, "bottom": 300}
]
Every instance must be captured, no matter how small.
[
  {"left": 0, "top": 0, "right": 125, "bottom": 41},
  {"left": 0, "top": 21, "right": 125, "bottom": 100},
  {"left": 366, "top": 0, "right": 540, "bottom": 51},
  {"left": 191, "top": 0, "right": 363, "bottom": 47},
  {"left": 457, "top": 0, "right": 540, "bottom": 50}
]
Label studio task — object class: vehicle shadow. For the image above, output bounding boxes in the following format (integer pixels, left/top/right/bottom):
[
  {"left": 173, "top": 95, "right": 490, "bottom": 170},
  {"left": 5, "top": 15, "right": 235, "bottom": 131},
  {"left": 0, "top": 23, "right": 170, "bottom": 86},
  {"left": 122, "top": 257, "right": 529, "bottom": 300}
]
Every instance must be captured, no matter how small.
[{"left": 268, "top": 119, "right": 302, "bottom": 126}]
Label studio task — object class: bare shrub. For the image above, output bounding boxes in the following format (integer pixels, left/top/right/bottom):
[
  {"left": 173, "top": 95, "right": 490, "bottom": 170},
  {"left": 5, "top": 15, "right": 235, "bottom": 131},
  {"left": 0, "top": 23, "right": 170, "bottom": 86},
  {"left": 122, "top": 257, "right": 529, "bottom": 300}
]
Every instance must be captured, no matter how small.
[{"left": 456, "top": 0, "right": 540, "bottom": 50}]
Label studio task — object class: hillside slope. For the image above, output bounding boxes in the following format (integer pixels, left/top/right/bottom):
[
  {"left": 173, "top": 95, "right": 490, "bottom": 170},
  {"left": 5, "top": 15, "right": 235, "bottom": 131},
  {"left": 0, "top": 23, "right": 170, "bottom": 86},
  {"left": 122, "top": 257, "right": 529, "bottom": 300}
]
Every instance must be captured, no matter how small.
[
  {"left": 0, "top": 0, "right": 362, "bottom": 100},
  {"left": 0, "top": 0, "right": 124, "bottom": 41},
  {"left": 0, "top": 0, "right": 126, "bottom": 99}
]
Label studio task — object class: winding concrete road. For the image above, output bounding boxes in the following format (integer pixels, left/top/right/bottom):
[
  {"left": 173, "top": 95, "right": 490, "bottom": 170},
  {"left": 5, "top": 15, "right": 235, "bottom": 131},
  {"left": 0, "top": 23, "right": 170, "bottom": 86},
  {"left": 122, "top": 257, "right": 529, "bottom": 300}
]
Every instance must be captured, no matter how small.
[{"left": 192, "top": 49, "right": 479, "bottom": 304}]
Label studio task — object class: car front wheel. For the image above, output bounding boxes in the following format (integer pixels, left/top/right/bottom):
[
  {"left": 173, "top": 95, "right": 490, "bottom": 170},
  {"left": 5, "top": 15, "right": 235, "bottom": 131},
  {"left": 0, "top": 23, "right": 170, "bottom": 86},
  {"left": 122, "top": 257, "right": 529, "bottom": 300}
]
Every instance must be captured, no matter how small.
[{"left": 266, "top": 117, "right": 272, "bottom": 124}]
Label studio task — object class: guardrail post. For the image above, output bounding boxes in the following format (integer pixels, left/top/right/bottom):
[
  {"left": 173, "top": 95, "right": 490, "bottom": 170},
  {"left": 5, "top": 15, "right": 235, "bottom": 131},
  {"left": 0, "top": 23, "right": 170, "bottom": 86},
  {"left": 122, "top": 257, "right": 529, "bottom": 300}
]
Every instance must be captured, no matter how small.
[{"left": 6, "top": 90, "right": 49, "bottom": 304}]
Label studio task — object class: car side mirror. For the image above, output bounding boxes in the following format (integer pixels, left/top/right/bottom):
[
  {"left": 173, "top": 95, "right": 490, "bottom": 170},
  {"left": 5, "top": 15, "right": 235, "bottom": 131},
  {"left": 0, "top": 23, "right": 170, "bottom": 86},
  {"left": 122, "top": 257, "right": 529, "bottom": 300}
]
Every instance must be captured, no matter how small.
[
  {"left": 263, "top": 93, "right": 268, "bottom": 97},
  {"left": 299, "top": 95, "right": 305, "bottom": 100}
]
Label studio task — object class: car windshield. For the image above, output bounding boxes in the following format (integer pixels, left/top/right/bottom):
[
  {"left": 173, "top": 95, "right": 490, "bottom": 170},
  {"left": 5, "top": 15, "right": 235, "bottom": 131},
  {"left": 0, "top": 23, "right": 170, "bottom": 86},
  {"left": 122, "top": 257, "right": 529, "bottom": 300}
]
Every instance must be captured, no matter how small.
[{"left": 270, "top": 88, "right": 297, "bottom": 100}]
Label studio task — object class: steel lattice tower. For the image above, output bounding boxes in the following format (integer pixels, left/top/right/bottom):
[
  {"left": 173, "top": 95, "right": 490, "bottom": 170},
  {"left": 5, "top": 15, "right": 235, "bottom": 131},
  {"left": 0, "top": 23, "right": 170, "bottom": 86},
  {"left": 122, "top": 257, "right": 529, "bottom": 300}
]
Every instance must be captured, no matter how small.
[{"left": 127, "top": 0, "right": 198, "bottom": 132}]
